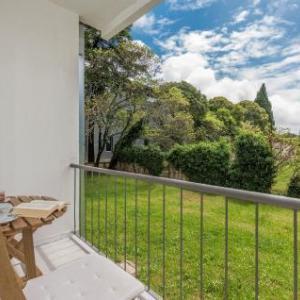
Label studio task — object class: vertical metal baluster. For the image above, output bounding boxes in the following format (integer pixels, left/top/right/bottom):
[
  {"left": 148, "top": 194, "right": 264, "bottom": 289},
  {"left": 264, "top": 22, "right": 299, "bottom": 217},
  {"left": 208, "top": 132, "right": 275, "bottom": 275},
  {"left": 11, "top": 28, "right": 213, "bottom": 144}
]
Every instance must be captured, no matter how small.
[
  {"left": 105, "top": 175, "right": 108, "bottom": 257},
  {"left": 147, "top": 183, "right": 151, "bottom": 291},
  {"left": 180, "top": 188, "right": 184, "bottom": 300},
  {"left": 135, "top": 179, "right": 138, "bottom": 278},
  {"left": 73, "top": 168, "right": 77, "bottom": 234},
  {"left": 97, "top": 173, "right": 101, "bottom": 250},
  {"left": 114, "top": 177, "right": 118, "bottom": 263},
  {"left": 200, "top": 193, "right": 204, "bottom": 300},
  {"left": 91, "top": 172, "right": 94, "bottom": 246},
  {"left": 124, "top": 177, "right": 127, "bottom": 271},
  {"left": 294, "top": 210, "right": 298, "bottom": 300},
  {"left": 79, "top": 169, "right": 83, "bottom": 238},
  {"left": 224, "top": 197, "right": 229, "bottom": 300},
  {"left": 162, "top": 185, "right": 166, "bottom": 299},
  {"left": 255, "top": 203, "right": 259, "bottom": 300},
  {"left": 85, "top": 171, "right": 88, "bottom": 240}
]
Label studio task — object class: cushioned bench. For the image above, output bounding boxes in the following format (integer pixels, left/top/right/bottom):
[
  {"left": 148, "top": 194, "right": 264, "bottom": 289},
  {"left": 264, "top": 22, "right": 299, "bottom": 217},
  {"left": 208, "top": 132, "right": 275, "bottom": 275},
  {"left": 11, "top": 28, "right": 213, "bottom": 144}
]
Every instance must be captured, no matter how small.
[
  {"left": 0, "top": 229, "right": 144, "bottom": 300},
  {"left": 24, "top": 255, "right": 144, "bottom": 300}
]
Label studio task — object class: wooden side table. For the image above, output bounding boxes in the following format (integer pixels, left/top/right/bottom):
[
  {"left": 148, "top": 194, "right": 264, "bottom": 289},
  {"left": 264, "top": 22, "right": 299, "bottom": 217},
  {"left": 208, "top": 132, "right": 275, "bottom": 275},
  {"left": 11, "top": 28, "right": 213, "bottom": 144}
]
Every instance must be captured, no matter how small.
[{"left": 0, "top": 195, "right": 67, "bottom": 284}]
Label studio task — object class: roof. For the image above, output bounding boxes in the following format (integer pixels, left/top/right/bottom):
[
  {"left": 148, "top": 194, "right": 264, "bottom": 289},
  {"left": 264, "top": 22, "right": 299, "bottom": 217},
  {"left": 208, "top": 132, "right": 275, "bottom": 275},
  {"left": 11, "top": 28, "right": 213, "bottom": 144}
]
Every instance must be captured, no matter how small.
[{"left": 50, "top": 0, "right": 162, "bottom": 39}]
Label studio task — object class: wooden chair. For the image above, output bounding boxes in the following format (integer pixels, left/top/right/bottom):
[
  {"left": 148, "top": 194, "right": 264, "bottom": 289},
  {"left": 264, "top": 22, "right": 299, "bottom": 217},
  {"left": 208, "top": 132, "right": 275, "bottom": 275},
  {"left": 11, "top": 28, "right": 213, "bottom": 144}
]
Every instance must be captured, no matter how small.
[{"left": 0, "top": 230, "right": 144, "bottom": 300}]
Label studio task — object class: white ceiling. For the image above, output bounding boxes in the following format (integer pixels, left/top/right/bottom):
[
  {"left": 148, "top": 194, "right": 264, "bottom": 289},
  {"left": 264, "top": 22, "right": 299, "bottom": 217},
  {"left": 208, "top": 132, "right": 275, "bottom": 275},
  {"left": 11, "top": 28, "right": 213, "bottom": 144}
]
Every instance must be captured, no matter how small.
[{"left": 50, "top": 0, "right": 162, "bottom": 39}]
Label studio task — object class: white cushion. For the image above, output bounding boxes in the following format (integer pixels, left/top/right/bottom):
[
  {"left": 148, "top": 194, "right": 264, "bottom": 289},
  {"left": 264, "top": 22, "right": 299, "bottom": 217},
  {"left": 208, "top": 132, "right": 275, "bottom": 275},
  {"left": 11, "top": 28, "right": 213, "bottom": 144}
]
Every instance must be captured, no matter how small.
[{"left": 24, "top": 255, "right": 144, "bottom": 300}]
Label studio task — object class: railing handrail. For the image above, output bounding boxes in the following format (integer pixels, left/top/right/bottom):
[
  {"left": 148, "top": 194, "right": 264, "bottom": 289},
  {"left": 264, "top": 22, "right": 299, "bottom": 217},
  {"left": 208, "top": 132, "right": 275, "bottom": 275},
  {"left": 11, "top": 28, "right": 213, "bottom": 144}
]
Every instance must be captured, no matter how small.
[{"left": 70, "top": 163, "right": 300, "bottom": 210}]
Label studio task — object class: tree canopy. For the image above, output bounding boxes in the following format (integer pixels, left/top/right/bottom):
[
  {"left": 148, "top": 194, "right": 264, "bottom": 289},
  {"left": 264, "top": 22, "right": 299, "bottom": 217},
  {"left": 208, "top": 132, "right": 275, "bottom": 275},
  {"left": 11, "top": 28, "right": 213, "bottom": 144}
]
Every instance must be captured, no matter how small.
[
  {"left": 255, "top": 83, "right": 275, "bottom": 130},
  {"left": 144, "top": 84, "right": 195, "bottom": 150},
  {"left": 237, "top": 100, "right": 270, "bottom": 133},
  {"left": 85, "top": 27, "right": 157, "bottom": 166}
]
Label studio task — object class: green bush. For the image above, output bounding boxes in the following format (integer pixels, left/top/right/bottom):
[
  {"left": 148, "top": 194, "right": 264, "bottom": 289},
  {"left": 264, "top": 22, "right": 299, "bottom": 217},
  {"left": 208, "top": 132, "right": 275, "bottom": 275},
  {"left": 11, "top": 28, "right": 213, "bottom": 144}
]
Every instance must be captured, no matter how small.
[
  {"left": 119, "top": 145, "right": 165, "bottom": 176},
  {"left": 168, "top": 141, "right": 231, "bottom": 186},
  {"left": 287, "top": 171, "right": 300, "bottom": 198},
  {"left": 230, "top": 131, "right": 276, "bottom": 192}
]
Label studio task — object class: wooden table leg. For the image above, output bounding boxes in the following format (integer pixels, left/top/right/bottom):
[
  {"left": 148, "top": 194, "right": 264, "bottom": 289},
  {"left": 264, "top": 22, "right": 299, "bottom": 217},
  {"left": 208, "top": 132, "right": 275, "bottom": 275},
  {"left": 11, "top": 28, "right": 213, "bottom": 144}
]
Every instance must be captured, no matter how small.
[
  {"left": 22, "top": 227, "right": 37, "bottom": 280},
  {"left": 0, "top": 230, "right": 26, "bottom": 300}
]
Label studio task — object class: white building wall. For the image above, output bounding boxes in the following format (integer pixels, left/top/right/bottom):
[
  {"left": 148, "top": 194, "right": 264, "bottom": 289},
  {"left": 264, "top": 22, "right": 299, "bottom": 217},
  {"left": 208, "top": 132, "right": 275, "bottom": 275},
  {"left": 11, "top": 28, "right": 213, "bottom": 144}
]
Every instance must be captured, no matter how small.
[{"left": 0, "top": 0, "right": 79, "bottom": 241}]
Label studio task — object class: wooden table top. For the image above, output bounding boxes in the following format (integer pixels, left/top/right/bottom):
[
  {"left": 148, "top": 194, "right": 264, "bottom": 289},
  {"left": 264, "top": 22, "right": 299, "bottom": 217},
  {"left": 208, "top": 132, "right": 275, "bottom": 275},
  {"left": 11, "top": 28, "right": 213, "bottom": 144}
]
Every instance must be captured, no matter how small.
[{"left": 0, "top": 196, "right": 67, "bottom": 236}]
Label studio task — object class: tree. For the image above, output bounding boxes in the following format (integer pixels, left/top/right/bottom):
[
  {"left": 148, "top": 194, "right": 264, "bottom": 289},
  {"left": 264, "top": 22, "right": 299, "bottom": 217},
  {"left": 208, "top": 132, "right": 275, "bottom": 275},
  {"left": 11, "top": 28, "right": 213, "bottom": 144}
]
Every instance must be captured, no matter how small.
[
  {"left": 168, "top": 140, "right": 231, "bottom": 186},
  {"left": 145, "top": 84, "right": 195, "bottom": 150},
  {"left": 255, "top": 83, "right": 275, "bottom": 130},
  {"left": 287, "top": 136, "right": 300, "bottom": 197},
  {"left": 237, "top": 100, "right": 270, "bottom": 132},
  {"left": 201, "top": 112, "right": 226, "bottom": 141},
  {"left": 85, "top": 27, "right": 132, "bottom": 163},
  {"left": 170, "top": 81, "right": 208, "bottom": 128},
  {"left": 214, "top": 108, "right": 238, "bottom": 137},
  {"left": 230, "top": 131, "right": 277, "bottom": 192},
  {"left": 208, "top": 97, "right": 234, "bottom": 112},
  {"left": 109, "top": 118, "right": 145, "bottom": 169},
  {"left": 85, "top": 35, "right": 157, "bottom": 166},
  {"left": 288, "top": 170, "right": 300, "bottom": 198}
]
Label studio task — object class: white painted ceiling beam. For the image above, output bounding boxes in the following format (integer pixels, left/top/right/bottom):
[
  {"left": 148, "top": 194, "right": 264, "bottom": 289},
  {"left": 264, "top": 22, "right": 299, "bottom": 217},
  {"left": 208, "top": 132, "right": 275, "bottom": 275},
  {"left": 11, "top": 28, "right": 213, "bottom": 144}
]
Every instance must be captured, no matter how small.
[{"left": 50, "top": 0, "right": 162, "bottom": 39}]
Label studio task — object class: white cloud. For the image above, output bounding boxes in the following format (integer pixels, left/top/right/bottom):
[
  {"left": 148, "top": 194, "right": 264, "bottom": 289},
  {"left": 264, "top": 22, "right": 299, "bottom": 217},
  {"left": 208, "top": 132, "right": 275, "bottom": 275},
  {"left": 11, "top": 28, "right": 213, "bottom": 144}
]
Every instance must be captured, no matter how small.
[
  {"left": 133, "top": 14, "right": 157, "bottom": 34},
  {"left": 160, "top": 52, "right": 258, "bottom": 102},
  {"left": 157, "top": 16, "right": 288, "bottom": 69},
  {"left": 160, "top": 51, "right": 300, "bottom": 132},
  {"left": 253, "top": 0, "right": 261, "bottom": 6},
  {"left": 157, "top": 14, "right": 300, "bottom": 132},
  {"left": 271, "top": 92, "right": 300, "bottom": 132},
  {"left": 133, "top": 14, "right": 175, "bottom": 35},
  {"left": 233, "top": 10, "right": 250, "bottom": 24},
  {"left": 168, "top": 0, "right": 217, "bottom": 11}
]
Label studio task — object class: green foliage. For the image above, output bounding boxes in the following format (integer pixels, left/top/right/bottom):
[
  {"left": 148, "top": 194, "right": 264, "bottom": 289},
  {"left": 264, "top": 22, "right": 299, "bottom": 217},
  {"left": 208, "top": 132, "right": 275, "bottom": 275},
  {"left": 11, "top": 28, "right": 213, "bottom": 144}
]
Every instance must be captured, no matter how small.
[
  {"left": 255, "top": 83, "right": 275, "bottom": 129},
  {"left": 230, "top": 131, "right": 277, "bottom": 192},
  {"left": 109, "top": 118, "right": 145, "bottom": 169},
  {"left": 168, "top": 141, "right": 231, "bottom": 186},
  {"left": 85, "top": 27, "right": 131, "bottom": 52},
  {"left": 208, "top": 97, "right": 234, "bottom": 112},
  {"left": 237, "top": 100, "right": 270, "bottom": 132},
  {"left": 215, "top": 108, "right": 238, "bottom": 137},
  {"left": 119, "top": 145, "right": 165, "bottom": 176},
  {"left": 287, "top": 171, "right": 300, "bottom": 198},
  {"left": 170, "top": 81, "right": 208, "bottom": 128},
  {"left": 145, "top": 84, "right": 195, "bottom": 150},
  {"left": 201, "top": 112, "right": 227, "bottom": 140},
  {"left": 85, "top": 28, "right": 157, "bottom": 165}
]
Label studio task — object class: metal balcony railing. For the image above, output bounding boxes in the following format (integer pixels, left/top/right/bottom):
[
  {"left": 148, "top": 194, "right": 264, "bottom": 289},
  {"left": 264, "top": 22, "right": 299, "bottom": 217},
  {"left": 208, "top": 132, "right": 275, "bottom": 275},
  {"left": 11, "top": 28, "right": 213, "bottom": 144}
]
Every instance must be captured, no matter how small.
[{"left": 71, "top": 163, "right": 300, "bottom": 300}]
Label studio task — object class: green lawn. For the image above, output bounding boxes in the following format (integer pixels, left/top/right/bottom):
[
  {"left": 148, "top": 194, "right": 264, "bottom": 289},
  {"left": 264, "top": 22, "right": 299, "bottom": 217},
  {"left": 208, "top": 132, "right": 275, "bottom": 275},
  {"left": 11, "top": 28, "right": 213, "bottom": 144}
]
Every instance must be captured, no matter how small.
[
  {"left": 272, "top": 165, "right": 295, "bottom": 196},
  {"left": 80, "top": 173, "right": 299, "bottom": 300}
]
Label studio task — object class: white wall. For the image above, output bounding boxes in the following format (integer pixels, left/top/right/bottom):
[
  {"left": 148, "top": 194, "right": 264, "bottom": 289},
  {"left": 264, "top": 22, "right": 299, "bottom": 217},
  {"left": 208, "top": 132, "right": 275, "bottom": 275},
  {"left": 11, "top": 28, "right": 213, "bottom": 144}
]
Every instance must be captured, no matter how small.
[{"left": 0, "top": 0, "right": 79, "bottom": 241}]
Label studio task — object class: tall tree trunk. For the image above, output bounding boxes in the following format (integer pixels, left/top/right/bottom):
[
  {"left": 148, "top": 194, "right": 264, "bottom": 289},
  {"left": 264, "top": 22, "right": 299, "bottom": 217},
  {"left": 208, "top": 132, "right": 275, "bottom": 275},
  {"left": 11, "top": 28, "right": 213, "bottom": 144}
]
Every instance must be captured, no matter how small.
[
  {"left": 95, "top": 131, "right": 104, "bottom": 167},
  {"left": 109, "top": 140, "right": 122, "bottom": 169},
  {"left": 87, "top": 120, "right": 95, "bottom": 163}
]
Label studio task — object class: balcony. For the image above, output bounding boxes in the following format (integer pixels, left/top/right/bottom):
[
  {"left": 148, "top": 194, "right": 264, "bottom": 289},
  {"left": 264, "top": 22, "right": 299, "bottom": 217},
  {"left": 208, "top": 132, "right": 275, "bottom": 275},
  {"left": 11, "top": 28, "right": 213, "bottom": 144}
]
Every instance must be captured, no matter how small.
[{"left": 67, "top": 164, "right": 300, "bottom": 300}]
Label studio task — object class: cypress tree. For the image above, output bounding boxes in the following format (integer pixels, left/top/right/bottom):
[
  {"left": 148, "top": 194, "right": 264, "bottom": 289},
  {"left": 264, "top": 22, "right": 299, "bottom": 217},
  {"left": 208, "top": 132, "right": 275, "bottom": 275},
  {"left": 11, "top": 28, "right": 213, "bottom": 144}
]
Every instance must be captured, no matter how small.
[{"left": 254, "top": 83, "right": 275, "bottom": 130}]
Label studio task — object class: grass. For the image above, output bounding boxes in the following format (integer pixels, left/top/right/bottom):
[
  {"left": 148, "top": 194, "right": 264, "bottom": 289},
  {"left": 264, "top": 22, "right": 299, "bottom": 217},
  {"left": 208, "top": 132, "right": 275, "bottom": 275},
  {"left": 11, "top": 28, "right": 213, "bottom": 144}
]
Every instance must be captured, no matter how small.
[
  {"left": 80, "top": 173, "right": 299, "bottom": 300},
  {"left": 272, "top": 164, "right": 295, "bottom": 195}
]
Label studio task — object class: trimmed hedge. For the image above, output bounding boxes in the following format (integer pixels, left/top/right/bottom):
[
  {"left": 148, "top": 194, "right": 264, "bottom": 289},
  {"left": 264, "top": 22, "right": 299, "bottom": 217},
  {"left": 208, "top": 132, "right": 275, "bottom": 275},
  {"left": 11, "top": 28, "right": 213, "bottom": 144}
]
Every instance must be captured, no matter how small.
[
  {"left": 230, "top": 131, "right": 276, "bottom": 193},
  {"left": 167, "top": 141, "right": 231, "bottom": 186},
  {"left": 119, "top": 132, "right": 277, "bottom": 194},
  {"left": 288, "top": 171, "right": 300, "bottom": 198},
  {"left": 119, "top": 145, "right": 165, "bottom": 176}
]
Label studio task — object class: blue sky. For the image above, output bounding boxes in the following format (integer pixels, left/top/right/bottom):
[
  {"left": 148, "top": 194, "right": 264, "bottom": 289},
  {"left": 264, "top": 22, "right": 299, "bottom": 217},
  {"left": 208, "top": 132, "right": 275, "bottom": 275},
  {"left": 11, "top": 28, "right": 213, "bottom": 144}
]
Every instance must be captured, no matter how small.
[{"left": 132, "top": 0, "right": 300, "bottom": 133}]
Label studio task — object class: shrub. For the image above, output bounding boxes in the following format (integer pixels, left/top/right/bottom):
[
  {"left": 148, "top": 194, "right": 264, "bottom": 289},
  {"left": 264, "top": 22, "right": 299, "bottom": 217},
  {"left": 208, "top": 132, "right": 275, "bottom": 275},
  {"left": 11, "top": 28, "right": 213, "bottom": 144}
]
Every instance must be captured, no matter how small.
[
  {"left": 230, "top": 131, "right": 277, "bottom": 192},
  {"left": 168, "top": 141, "right": 231, "bottom": 186},
  {"left": 119, "top": 145, "right": 165, "bottom": 176},
  {"left": 287, "top": 171, "right": 300, "bottom": 198}
]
